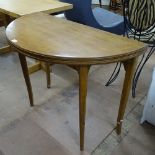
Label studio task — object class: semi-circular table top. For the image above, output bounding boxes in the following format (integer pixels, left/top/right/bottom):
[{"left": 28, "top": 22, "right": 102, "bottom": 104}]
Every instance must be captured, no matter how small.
[{"left": 6, "top": 12, "right": 147, "bottom": 65}]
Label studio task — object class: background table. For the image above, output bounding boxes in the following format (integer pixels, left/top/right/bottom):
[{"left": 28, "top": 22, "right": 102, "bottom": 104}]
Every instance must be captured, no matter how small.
[
  {"left": 0, "top": 0, "right": 72, "bottom": 51},
  {"left": 0, "top": 0, "right": 72, "bottom": 18},
  {"left": 0, "top": 0, "right": 72, "bottom": 75},
  {"left": 6, "top": 12, "right": 147, "bottom": 151}
]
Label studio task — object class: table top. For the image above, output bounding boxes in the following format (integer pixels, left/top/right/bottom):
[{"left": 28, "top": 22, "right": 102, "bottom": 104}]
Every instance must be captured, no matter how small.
[
  {"left": 0, "top": 0, "right": 72, "bottom": 18},
  {"left": 6, "top": 13, "right": 147, "bottom": 65}
]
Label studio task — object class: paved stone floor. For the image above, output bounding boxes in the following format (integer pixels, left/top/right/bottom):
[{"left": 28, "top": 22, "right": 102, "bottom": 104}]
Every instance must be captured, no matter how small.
[{"left": 0, "top": 26, "right": 155, "bottom": 155}]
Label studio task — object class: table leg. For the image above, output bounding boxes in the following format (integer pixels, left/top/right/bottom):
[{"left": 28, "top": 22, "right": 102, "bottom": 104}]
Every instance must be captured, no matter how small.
[
  {"left": 0, "top": 14, "right": 12, "bottom": 55},
  {"left": 18, "top": 53, "right": 34, "bottom": 107},
  {"left": 44, "top": 63, "right": 51, "bottom": 88},
  {"left": 3, "top": 14, "right": 12, "bottom": 28},
  {"left": 116, "top": 57, "right": 137, "bottom": 134},
  {"left": 40, "top": 62, "right": 51, "bottom": 88},
  {"left": 78, "top": 65, "right": 89, "bottom": 151}
]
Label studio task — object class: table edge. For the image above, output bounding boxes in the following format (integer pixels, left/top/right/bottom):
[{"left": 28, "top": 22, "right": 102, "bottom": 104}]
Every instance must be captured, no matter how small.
[
  {"left": 0, "top": 2, "right": 72, "bottom": 18},
  {"left": 8, "top": 39, "right": 148, "bottom": 65}
]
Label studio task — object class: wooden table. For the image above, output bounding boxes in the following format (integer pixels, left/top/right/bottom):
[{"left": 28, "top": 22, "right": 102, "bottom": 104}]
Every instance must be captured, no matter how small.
[
  {"left": 0, "top": 0, "right": 72, "bottom": 74},
  {"left": 6, "top": 13, "right": 147, "bottom": 151},
  {"left": 0, "top": 0, "right": 72, "bottom": 18}
]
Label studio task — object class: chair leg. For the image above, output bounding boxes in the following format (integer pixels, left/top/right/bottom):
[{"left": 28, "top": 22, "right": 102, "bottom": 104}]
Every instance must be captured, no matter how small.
[
  {"left": 105, "top": 62, "right": 122, "bottom": 86},
  {"left": 78, "top": 65, "right": 90, "bottom": 151},
  {"left": 116, "top": 57, "right": 137, "bottom": 134},
  {"left": 132, "top": 46, "right": 155, "bottom": 97},
  {"left": 18, "top": 53, "right": 34, "bottom": 107}
]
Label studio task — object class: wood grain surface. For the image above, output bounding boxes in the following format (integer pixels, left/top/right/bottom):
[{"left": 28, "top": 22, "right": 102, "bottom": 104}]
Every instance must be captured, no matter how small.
[
  {"left": 0, "top": 0, "right": 72, "bottom": 18},
  {"left": 6, "top": 13, "right": 147, "bottom": 65}
]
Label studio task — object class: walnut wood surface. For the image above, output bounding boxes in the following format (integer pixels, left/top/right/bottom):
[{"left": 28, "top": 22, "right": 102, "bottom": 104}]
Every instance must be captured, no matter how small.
[
  {"left": 6, "top": 13, "right": 147, "bottom": 65},
  {"left": 0, "top": 0, "right": 72, "bottom": 18}
]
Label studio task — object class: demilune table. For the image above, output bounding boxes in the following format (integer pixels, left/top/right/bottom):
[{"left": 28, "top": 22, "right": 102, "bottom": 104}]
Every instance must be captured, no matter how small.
[{"left": 6, "top": 13, "right": 147, "bottom": 151}]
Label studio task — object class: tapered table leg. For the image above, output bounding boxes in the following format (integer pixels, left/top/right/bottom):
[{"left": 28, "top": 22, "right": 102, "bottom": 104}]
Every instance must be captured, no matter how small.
[
  {"left": 40, "top": 62, "right": 51, "bottom": 88},
  {"left": 78, "top": 65, "right": 89, "bottom": 151},
  {"left": 116, "top": 57, "right": 137, "bottom": 134},
  {"left": 44, "top": 63, "right": 51, "bottom": 88},
  {"left": 18, "top": 53, "right": 34, "bottom": 106}
]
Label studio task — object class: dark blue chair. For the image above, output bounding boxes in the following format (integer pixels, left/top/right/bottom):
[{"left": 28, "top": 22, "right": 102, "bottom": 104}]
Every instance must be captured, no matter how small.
[{"left": 60, "top": 0, "right": 124, "bottom": 35}]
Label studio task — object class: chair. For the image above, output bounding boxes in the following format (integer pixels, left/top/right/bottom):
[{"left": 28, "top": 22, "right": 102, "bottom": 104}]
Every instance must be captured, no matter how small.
[
  {"left": 60, "top": 0, "right": 124, "bottom": 35},
  {"left": 106, "top": 0, "right": 155, "bottom": 97}
]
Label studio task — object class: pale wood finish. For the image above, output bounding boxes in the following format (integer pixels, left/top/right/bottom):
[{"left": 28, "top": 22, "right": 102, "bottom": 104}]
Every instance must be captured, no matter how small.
[
  {"left": 6, "top": 13, "right": 147, "bottom": 151},
  {"left": 0, "top": 0, "right": 72, "bottom": 18},
  {"left": 28, "top": 62, "right": 41, "bottom": 74},
  {"left": 0, "top": 45, "right": 10, "bottom": 54}
]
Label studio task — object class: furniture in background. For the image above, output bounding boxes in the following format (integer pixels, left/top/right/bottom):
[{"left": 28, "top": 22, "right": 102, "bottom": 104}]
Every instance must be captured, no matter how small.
[
  {"left": 99, "top": 0, "right": 122, "bottom": 10},
  {"left": 0, "top": 0, "right": 72, "bottom": 54},
  {"left": 0, "top": 12, "right": 11, "bottom": 54},
  {"left": 99, "top": 0, "right": 102, "bottom": 7},
  {"left": 6, "top": 12, "right": 146, "bottom": 150},
  {"left": 106, "top": 0, "right": 155, "bottom": 97},
  {"left": 60, "top": 0, "right": 124, "bottom": 35},
  {"left": 141, "top": 67, "right": 155, "bottom": 126},
  {"left": 0, "top": 13, "right": 3, "bottom": 26},
  {"left": 0, "top": 0, "right": 72, "bottom": 91},
  {"left": 109, "top": 0, "right": 122, "bottom": 9}
]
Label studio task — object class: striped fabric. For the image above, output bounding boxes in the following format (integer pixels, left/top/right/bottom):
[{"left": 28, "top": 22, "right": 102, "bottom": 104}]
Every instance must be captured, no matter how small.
[
  {"left": 124, "top": 0, "right": 155, "bottom": 43},
  {"left": 128, "top": 0, "right": 155, "bottom": 30}
]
